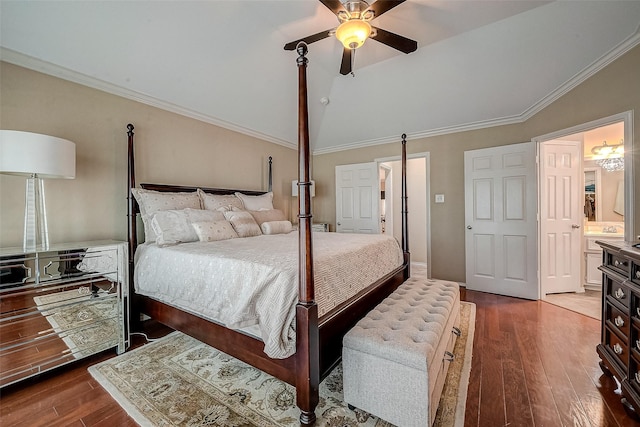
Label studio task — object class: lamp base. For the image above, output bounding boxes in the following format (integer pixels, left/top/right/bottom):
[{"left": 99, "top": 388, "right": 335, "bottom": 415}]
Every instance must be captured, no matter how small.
[{"left": 23, "top": 175, "right": 49, "bottom": 252}]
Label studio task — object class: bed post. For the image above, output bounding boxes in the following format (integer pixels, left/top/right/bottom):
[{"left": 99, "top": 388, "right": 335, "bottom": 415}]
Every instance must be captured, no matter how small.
[
  {"left": 268, "top": 156, "right": 273, "bottom": 192},
  {"left": 126, "top": 123, "right": 140, "bottom": 328},
  {"left": 294, "top": 42, "right": 319, "bottom": 426},
  {"left": 401, "top": 133, "right": 410, "bottom": 278}
]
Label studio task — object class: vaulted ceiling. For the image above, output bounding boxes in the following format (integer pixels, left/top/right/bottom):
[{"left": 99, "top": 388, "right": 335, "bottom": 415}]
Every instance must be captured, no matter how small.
[{"left": 1, "top": 1, "right": 639, "bottom": 154}]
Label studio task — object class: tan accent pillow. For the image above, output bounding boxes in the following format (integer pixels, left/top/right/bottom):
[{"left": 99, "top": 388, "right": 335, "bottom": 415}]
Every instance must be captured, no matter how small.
[
  {"left": 131, "top": 188, "right": 201, "bottom": 242},
  {"left": 223, "top": 210, "right": 262, "bottom": 237},
  {"left": 236, "top": 192, "right": 274, "bottom": 211},
  {"left": 261, "top": 220, "right": 293, "bottom": 235},
  {"left": 249, "top": 209, "right": 286, "bottom": 226},
  {"left": 198, "top": 189, "right": 243, "bottom": 211},
  {"left": 151, "top": 208, "right": 225, "bottom": 246},
  {"left": 192, "top": 220, "right": 239, "bottom": 242}
]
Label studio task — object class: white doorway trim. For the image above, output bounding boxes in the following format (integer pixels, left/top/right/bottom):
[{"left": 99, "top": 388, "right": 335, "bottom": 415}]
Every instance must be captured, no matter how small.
[
  {"left": 376, "top": 152, "right": 431, "bottom": 277},
  {"left": 534, "top": 111, "right": 634, "bottom": 300},
  {"left": 532, "top": 110, "right": 634, "bottom": 242}
]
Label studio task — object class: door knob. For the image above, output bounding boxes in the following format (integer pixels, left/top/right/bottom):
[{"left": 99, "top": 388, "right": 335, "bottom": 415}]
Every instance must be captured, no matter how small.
[
  {"left": 571, "top": 224, "right": 581, "bottom": 229},
  {"left": 466, "top": 225, "right": 472, "bottom": 229},
  {"left": 337, "top": 222, "right": 341, "bottom": 226}
]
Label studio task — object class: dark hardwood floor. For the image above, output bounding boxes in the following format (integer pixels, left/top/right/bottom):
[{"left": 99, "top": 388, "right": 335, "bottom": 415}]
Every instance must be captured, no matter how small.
[{"left": 1, "top": 290, "right": 638, "bottom": 427}]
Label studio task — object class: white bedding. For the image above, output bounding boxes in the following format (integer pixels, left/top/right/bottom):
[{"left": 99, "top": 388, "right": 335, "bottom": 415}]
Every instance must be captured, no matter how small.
[{"left": 134, "top": 231, "right": 403, "bottom": 358}]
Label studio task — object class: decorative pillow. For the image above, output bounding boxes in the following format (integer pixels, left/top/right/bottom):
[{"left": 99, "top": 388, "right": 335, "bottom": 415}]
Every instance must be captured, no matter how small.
[
  {"left": 261, "top": 220, "right": 293, "bottom": 235},
  {"left": 235, "top": 192, "right": 274, "bottom": 211},
  {"left": 249, "top": 209, "right": 286, "bottom": 226},
  {"left": 223, "top": 210, "right": 262, "bottom": 237},
  {"left": 131, "top": 188, "right": 201, "bottom": 242},
  {"left": 198, "top": 189, "right": 244, "bottom": 211},
  {"left": 151, "top": 208, "right": 225, "bottom": 246},
  {"left": 192, "top": 221, "right": 239, "bottom": 242}
]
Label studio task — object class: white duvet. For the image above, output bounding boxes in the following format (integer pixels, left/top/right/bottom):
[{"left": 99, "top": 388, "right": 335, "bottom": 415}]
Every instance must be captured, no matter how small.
[{"left": 134, "top": 231, "right": 403, "bottom": 358}]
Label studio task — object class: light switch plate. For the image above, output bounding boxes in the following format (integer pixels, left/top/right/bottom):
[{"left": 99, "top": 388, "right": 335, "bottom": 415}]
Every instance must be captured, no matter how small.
[{"left": 435, "top": 194, "right": 445, "bottom": 203}]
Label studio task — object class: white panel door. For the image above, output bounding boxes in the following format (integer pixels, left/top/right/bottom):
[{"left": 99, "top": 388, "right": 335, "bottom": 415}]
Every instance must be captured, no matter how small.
[
  {"left": 464, "top": 142, "right": 538, "bottom": 300},
  {"left": 335, "top": 162, "right": 379, "bottom": 233},
  {"left": 539, "top": 141, "right": 582, "bottom": 294}
]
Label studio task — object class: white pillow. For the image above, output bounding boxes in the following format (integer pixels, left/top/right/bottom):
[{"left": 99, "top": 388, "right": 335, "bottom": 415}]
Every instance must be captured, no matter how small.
[
  {"left": 235, "top": 192, "right": 274, "bottom": 211},
  {"left": 223, "top": 210, "right": 262, "bottom": 237},
  {"left": 261, "top": 220, "right": 293, "bottom": 235},
  {"left": 198, "top": 189, "right": 243, "bottom": 211},
  {"left": 249, "top": 209, "right": 286, "bottom": 226},
  {"left": 131, "top": 188, "right": 201, "bottom": 242},
  {"left": 151, "top": 208, "right": 225, "bottom": 246},
  {"left": 192, "top": 221, "right": 239, "bottom": 242}
]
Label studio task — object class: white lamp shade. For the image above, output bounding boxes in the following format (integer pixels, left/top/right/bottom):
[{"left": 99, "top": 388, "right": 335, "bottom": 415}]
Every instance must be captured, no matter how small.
[
  {"left": 292, "top": 180, "right": 315, "bottom": 197},
  {"left": 0, "top": 130, "right": 76, "bottom": 179}
]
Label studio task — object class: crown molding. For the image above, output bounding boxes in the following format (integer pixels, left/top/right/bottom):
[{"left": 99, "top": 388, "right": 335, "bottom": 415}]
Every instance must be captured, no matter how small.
[
  {"left": 3, "top": 21, "right": 638, "bottom": 158},
  {"left": 313, "top": 27, "right": 640, "bottom": 155},
  {"left": 0, "top": 48, "right": 297, "bottom": 151}
]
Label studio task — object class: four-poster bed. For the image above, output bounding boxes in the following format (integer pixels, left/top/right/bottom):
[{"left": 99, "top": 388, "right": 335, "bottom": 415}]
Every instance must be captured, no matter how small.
[{"left": 126, "top": 43, "right": 410, "bottom": 424}]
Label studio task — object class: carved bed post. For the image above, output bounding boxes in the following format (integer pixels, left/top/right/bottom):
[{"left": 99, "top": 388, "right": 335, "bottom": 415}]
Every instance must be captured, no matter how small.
[
  {"left": 401, "top": 133, "right": 410, "bottom": 278},
  {"left": 295, "top": 42, "right": 320, "bottom": 426},
  {"left": 268, "top": 156, "right": 273, "bottom": 192},
  {"left": 126, "top": 123, "right": 141, "bottom": 329}
]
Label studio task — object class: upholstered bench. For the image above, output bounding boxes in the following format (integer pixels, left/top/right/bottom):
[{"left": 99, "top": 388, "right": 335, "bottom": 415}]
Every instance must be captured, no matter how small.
[{"left": 342, "top": 272, "right": 461, "bottom": 427}]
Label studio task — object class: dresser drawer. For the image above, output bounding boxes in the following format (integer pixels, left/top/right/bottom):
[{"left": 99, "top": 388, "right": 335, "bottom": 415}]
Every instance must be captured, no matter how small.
[
  {"left": 605, "top": 327, "right": 629, "bottom": 370},
  {"left": 605, "top": 276, "right": 630, "bottom": 309},
  {"left": 606, "top": 251, "right": 630, "bottom": 276},
  {"left": 630, "top": 355, "right": 640, "bottom": 395},
  {"left": 606, "top": 303, "right": 630, "bottom": 341},
  {"left": 633, "top": 261, "right": 640, "bottom": 286}
]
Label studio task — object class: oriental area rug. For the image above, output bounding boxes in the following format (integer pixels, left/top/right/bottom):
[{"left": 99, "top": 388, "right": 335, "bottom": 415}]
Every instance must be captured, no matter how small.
[{"left": 89, "top": 302, "right": 475, "bottom": 427}]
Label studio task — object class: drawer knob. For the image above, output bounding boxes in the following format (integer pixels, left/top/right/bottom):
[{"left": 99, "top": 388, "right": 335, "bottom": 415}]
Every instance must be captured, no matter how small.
[
  {"left": 614, "top": 288, "right": 625, "bottom": 299},
  {"left": 452, "top": 326, "right": 461, "bottom": 337},
  {"left": 614, "top": 343, "right": 623, "bottom": 355},
  {"left": 636, "top": 340, "right": 640, "bottom": 351},
  {"left": 614, "top": 316, "right": 625, "bottom": 328},
  {"left": 636, "top": 270, "right": 640, "bottom": 279},
  {"left": 636, "top": 372, "right": 640, "bottom": 384},
  {"left": 444, "top": 351, "right": 455, "bottom": 362}
]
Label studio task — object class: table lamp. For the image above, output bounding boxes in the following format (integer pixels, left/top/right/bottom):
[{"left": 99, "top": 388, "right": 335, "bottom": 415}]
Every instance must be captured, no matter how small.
[{"left": 0, "top": 130, "right": 76, "bottom": 251}]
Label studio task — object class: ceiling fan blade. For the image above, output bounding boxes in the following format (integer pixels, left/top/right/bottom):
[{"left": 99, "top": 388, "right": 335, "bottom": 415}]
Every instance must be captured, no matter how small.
[
  {"left": 340, "top": 48, "right": 353, "bottom": 75},
  {"left": 370, "top": 26, "right": 417, "bottom": 54},
  {"left": 284, "top": 29, "right": 333, "bottom": 50},
  {"left": 365, "top": 0, "right": 406, "bottom": 18},
  {"left": 319, "top": 0, "right": 347, "bottom": 16}
]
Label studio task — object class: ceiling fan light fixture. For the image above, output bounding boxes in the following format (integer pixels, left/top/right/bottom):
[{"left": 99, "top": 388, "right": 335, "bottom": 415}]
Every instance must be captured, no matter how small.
[{"left": 336, "top": 19, "right": 371, "bottom": 49}]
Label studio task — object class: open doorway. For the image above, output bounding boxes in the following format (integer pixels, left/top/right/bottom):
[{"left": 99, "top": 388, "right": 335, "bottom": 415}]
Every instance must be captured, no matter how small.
[
  {"left": 535, "top": 111, "right": 633, "bottom": 318},
  {"left": 378, "top": 154, "right": 430, "bottom": 275}
]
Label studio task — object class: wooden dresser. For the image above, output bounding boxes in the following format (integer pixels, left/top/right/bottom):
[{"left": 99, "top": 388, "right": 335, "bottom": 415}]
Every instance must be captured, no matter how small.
[{"left": 596, "top": 240, "right": 640, "bottom": 418}]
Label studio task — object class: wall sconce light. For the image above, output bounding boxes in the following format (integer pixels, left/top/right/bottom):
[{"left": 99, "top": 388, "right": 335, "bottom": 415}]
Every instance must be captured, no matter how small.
[{"left": 0, "top": 130, "right": 76, "bottom": 251}]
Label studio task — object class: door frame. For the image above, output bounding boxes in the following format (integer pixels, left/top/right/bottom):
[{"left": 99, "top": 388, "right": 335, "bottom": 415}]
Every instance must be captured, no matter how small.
[
  {"left": 533, "top": 110, "right": 635, "bottom": 296},
  {"left": 376, "top": 152, "right": 431, "bottom": 276}
]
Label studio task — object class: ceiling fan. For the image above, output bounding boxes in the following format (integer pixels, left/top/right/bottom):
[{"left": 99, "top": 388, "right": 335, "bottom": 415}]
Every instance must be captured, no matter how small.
[{"left": 284, "top": 0, "right": 417, "bottom": 76}]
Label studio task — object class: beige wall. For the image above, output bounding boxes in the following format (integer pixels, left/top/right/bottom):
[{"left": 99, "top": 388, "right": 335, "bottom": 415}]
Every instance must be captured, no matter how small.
[
  {"left": 313, "top": 45, "right": 640, "bottom": 283},
  {"left": 0, "top": 62, "right": 298, "bottom": 247},
  {"left": 2, "top": 46, "right": 638, "bottom": 283}
]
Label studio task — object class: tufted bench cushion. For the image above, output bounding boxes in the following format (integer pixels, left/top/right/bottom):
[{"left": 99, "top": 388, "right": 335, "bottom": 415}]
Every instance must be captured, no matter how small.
[{"left": 343, "top": 271, "right": 460, "bottom": 427}]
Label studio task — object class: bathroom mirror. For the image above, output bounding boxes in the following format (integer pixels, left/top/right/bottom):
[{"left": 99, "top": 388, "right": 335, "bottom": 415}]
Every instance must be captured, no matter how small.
[
  {"left": 584, "top": 168, "right": 600, "bottom": 221},
  {"left": 583, "top": 163, "right": 625, "bottom": 224}
]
